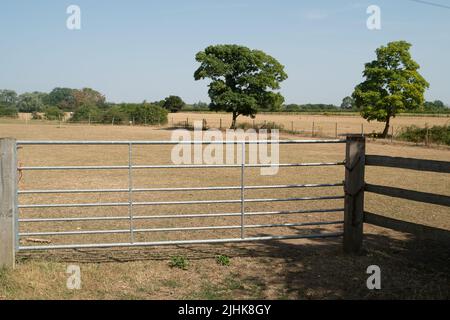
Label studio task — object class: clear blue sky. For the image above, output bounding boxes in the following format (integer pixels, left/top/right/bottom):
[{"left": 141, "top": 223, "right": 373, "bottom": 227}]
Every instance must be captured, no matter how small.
[{"left": 1, "top": 0, "right": 449, "bottom": 105}]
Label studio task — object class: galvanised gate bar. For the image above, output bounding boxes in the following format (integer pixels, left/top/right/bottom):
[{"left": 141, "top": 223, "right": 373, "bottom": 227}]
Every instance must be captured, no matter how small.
[{"left": 0, "top": 136, "right": 366, "bottom": 267}]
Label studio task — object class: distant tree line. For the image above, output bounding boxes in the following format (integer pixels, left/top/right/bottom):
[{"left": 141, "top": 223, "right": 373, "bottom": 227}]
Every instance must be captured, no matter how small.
[
  {"left": 0, "top": 88, "right": 184, "bottom": 125},
  {"left": 277, "top": 98, "right": 448, "bottom": 114},
  {"left": 283, "top": 103, "right": 347, "bottom": 112},
  {"left": 70, "top": 102, "right": 168, "bottom": 125},
  {"left": 1, "top": 87, "right": 449, "bottom": 124},
  {"left": 184, "top": 99, "right": 446, "bottom": 114}
]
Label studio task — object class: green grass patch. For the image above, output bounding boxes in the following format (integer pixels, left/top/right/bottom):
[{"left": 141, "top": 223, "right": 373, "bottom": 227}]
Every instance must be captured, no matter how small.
[
  {"left": 169, "top": 256, "right": 189, "bottom": 270},
  {"left": 215, "top": 255, "right": 231, "bottom": 266}
]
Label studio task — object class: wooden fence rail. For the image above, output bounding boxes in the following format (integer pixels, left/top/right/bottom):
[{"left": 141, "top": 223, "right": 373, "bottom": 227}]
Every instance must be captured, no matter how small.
[
  {"left": 363, "top": 152, "right": 450, "bottom": 245},
  {"left": 365, "top": 184, "right": 450, "bottom": 207},
  {"left": 366, "top": 155, "right": 450, "bottom": 173}
]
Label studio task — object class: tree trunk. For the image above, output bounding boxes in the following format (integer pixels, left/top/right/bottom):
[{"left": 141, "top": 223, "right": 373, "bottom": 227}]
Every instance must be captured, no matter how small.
[
  {"left": 230, "top": 112, "right": 238, "bottom": 129},
  {"left": 381, "top": 116, "right": 391, "bottom": 138}
]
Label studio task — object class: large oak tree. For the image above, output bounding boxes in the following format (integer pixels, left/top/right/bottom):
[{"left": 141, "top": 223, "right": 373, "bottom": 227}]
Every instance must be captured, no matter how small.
[
  {"left": 194, "top": 44, "right": 287, "bottom": 129},
  {"left": 352, "top": 41, "right": 429, "bottom": 138}
]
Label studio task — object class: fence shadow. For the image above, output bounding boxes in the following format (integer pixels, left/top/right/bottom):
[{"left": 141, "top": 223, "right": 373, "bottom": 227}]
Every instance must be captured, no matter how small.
[{"left": 16, "top": 226, "right": 450, "bottom": 299}]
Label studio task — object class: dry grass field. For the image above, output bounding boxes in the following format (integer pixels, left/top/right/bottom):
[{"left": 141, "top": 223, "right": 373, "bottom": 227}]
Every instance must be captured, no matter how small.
[
  {"left": 0, "top": 120, "right": 449, "bottom": 300},
  {"left": 170, "top": 112, "right": 450, "bottom": 137}
]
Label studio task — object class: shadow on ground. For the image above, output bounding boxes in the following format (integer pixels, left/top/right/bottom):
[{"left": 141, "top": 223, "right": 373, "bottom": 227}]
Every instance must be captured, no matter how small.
[{"left": 16, "top": 225, "right": 450, "bottom": 299}]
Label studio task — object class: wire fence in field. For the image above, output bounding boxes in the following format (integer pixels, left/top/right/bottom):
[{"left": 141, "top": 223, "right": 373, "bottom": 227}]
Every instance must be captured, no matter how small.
[
  {"left": 167, "top": 116, "right": 396, "bottom": 140},
  {"left": 166, "top": 114, "right": 449, "bottom": 146},
  {"left": 3, "top": 112, "right": 449, "bottom": 146}
]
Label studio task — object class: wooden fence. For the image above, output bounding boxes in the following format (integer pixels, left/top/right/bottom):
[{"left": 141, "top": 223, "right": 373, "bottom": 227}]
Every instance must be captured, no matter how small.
[{"left": 344, "top": 139, "right": 450, "bottom": 253}]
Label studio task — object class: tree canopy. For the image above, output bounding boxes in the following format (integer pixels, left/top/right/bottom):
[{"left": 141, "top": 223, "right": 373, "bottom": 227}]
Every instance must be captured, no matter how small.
[
  {"left": 423, "top": 100, "right": 448, "bottom": 113},
  {"left": 163, "top": 95, "right": 185, "bottom": 113},
  {"left": 45, "top": 88, "right": 77, "bottom": 111},
  {"left": 0, "top": 90, "right": 19, "bottom": 116},
  {"left": 17, "top": 92, "right": 47, "bottom": 112},
  {"left": 0, "top": 90, "right": 18, "bottom": 106},
  {"left": 194, "top": 44, "right": 288, "bottom": 128},
  {"left": 44, "top": 87, "right": 105, "bottom": 111},
  {"left": 43, "top": 105, "right": 64, "bottom": 120},
  {"left": 352, "top": 41, "right": 429, "bottom": 137},
  {"left": 72, "top": 88, "right": 106, "bottom": 109},
  {"left": 70, "top": 101, "right": 168, "bottom": 125},
  {"left": 340, "top": 96, "right": 355, "bottom": 110}
]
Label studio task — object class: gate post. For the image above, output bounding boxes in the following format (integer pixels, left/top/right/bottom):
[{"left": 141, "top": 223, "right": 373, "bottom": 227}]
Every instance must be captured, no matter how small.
[
  {"left": 0, "top": 138, "right": 17, "bottom": 268},
  {"left": 343, "top": 134, "right": 365, "bottom": 254}
]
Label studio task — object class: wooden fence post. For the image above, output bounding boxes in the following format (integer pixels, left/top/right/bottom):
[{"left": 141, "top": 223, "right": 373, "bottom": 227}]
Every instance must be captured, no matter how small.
[
  {"left": 0, "top": 138, "right": 17, "bottom": 268},
  {"left": 343, "top": 135, "right": 365, "bottom": 254}
]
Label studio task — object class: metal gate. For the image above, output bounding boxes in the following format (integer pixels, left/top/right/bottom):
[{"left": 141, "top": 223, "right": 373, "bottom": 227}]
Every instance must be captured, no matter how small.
[{"left": 14, "top": 139, "right": 347, "bottom": 251}]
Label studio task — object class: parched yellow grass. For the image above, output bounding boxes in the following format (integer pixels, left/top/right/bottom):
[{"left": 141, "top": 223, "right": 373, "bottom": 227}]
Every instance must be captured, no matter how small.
[
  {"left": 0, "top": 121, "right": 449, "bottom": 299},
  {"left": 170, "top": 112, "right": 450, "bottom": 137}
]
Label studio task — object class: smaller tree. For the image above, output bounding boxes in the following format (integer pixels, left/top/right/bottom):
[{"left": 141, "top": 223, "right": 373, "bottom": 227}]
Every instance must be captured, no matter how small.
[
  {"left": 192, "top": 101, "right": 209, "bottom": 110},
  {"left": 70, "top": 105, "right": 102, "bottom": 122},
  {"left": 423, "top": 100, "right": 447, "bottom": 112},
  {"left": 163, "top": 96, "right": 185, "bottom": 113},
  {"left": 45, "top": 88, "right": 77, "bottom": 111},
  {"left": 340, "top": 96, "right": 355, "bottom": 110},
  {"left": 17, "top": 92, "right": 47, "bottom": 112},
  {"left": 119, "top": 103, "right": 141, "bottom": 123},
  {"left": 72, "top": 88, "right": 106, "bottom": 109},
  {"left": 352, "top": 41, "right": 429, "bottom": 138},
  {"left": 431, "top": 100, "right": 445, "bottom": 109},
  {"left": 141, "top": 103, "right": 168, "bottom": 125},
  {"left": 0, "top": 89, "right": 18, "bottom": 107},
  {"left": 0, "top": 89, "right": 18, "bottom": 117},
  {"left": 0, "top": 105, "right": 18, "bottom": 117},
  {"left": 152, "top": 99, "right": 165, "bottom": 107},
  {"left": 43, "top": 106, "right": 64, "bottom": 120},
  {"left": 102, "top": 106, "right": 128, "bottom": 124},
  {"left": 284, "top": 104, "right": 301, "bottom": 112},
  {"left": 117, "top": 102, "right": 168, "bottom": 125}
]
